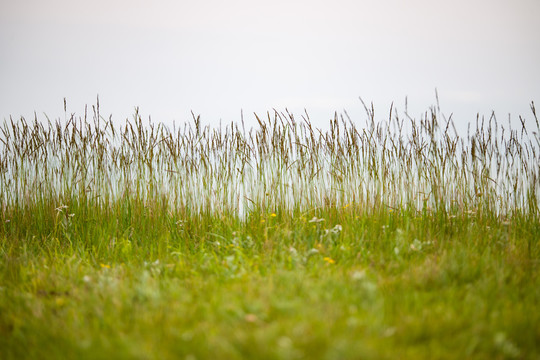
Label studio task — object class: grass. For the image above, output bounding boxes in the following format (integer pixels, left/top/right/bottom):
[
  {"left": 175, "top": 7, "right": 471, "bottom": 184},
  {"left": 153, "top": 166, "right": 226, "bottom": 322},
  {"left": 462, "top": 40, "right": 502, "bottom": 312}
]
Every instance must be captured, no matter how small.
[{"left": 0, "top": 100, "right": 539, "bottom": 359}]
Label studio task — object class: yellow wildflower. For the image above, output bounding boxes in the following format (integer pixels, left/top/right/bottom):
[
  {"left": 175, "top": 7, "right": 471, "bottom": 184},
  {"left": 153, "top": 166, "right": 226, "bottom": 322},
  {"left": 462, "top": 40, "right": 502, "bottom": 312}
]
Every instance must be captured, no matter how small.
[{"left": 323, "top": 257, "right": 335, "bottom": 264}]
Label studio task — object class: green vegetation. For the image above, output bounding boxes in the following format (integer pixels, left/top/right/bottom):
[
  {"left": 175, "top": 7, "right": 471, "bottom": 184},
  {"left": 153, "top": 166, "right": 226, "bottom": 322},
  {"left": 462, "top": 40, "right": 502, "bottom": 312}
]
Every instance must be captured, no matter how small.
[{"left": 1, "top": 101, "right": 539, "bottom": 359}]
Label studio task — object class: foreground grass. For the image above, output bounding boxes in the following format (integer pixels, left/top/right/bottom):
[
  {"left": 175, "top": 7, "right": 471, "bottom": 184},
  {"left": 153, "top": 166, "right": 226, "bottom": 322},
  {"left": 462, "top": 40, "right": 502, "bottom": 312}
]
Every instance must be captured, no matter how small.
[{"left": 1, "top": 203, "right": 539, "bottom": 359}]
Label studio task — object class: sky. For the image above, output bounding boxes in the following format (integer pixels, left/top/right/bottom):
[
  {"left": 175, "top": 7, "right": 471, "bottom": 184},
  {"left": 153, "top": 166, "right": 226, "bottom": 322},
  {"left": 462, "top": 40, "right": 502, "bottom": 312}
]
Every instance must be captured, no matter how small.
[{"left": 1, "top": 0, "right": 539, "bottom": 132}]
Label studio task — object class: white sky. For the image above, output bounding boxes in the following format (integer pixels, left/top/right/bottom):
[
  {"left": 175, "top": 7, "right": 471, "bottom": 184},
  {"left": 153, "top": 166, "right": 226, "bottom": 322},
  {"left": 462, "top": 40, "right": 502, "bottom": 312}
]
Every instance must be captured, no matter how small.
[{"left": 1, "top": 0, "right": 539, "bottom": 132}]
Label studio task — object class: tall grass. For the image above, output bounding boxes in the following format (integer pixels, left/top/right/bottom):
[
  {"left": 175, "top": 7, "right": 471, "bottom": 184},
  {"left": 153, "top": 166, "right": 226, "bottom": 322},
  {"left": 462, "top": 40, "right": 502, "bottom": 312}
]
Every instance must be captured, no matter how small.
[{"left": 1, "top": 100, "right": 538, "bottom": 221}]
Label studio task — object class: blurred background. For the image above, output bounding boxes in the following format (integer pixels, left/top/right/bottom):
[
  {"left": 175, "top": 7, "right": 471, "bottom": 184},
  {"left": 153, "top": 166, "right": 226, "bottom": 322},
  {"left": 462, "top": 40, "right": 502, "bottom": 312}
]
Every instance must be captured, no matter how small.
[{"left": 1, "top": 0, "right": 539, "bottom": 132}]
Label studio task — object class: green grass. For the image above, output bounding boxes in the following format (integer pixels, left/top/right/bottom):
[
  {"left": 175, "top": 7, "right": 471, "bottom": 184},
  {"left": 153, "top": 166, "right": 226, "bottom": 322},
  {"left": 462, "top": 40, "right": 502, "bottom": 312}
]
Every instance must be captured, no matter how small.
[{"left": 1, "top": 102, "right": 539, "bottom": 359}]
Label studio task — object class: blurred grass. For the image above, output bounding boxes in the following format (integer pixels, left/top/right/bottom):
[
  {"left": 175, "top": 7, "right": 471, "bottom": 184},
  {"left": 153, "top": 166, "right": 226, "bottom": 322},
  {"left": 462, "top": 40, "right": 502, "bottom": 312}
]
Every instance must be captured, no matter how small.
[{"left": 1, "top": 207, "right": 538, "bottom": 359}]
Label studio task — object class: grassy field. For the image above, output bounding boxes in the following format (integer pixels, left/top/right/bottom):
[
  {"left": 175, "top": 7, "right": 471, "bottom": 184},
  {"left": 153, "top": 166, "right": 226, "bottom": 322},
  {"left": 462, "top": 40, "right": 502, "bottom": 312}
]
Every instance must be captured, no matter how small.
[{"left": 1, "top": 102, "right": 539, "bottom": 359}]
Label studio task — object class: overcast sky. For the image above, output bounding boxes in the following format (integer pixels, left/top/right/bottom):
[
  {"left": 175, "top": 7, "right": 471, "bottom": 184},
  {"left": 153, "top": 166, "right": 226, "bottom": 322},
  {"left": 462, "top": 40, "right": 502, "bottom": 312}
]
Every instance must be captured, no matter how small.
[{"left": 1, "top": 0, "right": 539, "bottom": 132}]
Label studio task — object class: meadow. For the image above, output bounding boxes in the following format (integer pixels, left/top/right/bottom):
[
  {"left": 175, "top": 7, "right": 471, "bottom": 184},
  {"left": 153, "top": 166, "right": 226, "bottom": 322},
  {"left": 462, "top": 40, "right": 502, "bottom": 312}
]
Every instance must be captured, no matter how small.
[{"left": 1, "top": 100, "right": 539, "bottom": 359}]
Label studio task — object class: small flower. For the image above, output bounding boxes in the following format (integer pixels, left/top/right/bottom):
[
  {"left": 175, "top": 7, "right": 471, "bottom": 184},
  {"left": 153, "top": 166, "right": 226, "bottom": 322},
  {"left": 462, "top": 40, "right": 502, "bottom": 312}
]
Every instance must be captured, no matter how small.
[
  {"left": 100, "top": 263, "right": 111, "bottom": 269},
  {"left": 323, "top": 257, "right": 335, "bottom": 264},
  {"left": 55, "top": 205, "right": 68, "bottom": 212},
  {"left": 342, "top": 203, "right": 351, "bottom": 209},
  {"left": 410, "top": 239, "right": 422, "bottom": 251},
  {"left": 351, "top": 270, "right": 366, "bottom": 281},
  {"left": 270, "top": 213, "right": 277, "bottom": 217}
]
